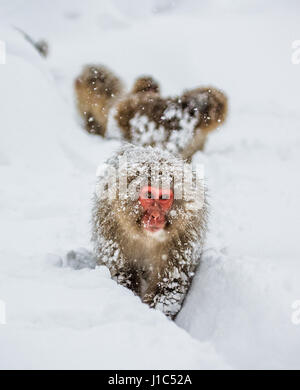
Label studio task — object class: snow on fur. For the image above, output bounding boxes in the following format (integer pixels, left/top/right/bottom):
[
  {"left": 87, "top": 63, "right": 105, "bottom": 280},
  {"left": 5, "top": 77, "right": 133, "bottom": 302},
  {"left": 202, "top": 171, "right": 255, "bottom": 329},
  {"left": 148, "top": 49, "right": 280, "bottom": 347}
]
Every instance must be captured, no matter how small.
[{"left": 91, "top": 145, "right": 207, "bottom": 318}]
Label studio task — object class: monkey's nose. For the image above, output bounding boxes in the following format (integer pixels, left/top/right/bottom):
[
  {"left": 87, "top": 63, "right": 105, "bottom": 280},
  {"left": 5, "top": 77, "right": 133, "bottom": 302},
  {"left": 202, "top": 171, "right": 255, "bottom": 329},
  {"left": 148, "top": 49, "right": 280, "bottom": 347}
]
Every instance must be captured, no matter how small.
[{"left": 150, "top": 210, "right": 160, "bottom": 221}]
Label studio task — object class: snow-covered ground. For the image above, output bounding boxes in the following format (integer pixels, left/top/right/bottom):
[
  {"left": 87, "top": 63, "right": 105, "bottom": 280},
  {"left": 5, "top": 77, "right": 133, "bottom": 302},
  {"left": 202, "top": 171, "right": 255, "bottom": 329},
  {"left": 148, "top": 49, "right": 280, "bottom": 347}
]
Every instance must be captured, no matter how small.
[{"left": 0, "top": 0, "right": 300, "bottom": 369}]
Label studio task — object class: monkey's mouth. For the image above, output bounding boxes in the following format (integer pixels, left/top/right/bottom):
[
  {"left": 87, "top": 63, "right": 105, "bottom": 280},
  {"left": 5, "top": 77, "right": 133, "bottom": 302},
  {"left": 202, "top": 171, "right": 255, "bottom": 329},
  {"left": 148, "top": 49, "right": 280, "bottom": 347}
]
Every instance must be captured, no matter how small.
[{"left": 144, "top": 224, "right": 165, "bottom": 233}]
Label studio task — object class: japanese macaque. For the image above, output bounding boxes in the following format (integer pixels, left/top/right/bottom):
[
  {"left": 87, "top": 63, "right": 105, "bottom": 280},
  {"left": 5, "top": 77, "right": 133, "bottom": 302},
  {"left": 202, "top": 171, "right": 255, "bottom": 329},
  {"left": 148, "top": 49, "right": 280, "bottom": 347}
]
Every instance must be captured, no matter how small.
[
  {"left": 92, "top": 144, "right": 208, "bottom": 319},
  {"left": 75, "top": 65, "right": 124, "bottom": 136},
  {"left": 75, "top": 64, "right": 228, "bottom": 158},
  {"left": 115, "top": 85, "right": 227, "bottom": 160}
]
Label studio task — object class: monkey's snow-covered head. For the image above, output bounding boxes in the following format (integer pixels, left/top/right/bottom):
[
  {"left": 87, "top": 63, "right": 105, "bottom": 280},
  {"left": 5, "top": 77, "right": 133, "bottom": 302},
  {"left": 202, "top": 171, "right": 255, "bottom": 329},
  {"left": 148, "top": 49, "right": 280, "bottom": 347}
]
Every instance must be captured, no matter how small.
[
  {"left": 131, "top": 76, "right": 160, "bottom": 95},
  {"left": 75, "top": 64, "right": 123, "bottom": 98},
  {"left": 92, "top": 144, "right": 207, "bottom": 251}
]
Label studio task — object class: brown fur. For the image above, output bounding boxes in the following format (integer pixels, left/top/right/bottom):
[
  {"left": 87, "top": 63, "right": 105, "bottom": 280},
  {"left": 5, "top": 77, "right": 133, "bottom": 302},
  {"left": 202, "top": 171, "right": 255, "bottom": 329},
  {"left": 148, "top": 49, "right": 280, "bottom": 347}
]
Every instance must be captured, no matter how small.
[
  {"left": 116, "top": 86, "right": 227, "bottom": 159},
  {"left": 131, "top": 76, "right": 160, "bottom": 94},
  {"left": 180, "top": 87, "right": 228, "bottom": 158},
  {"left": 75, "top": 65, "right": 124, "bottom": 135},
  {"left": 92, "top": 145, "right": 208, "bottom": 318}
]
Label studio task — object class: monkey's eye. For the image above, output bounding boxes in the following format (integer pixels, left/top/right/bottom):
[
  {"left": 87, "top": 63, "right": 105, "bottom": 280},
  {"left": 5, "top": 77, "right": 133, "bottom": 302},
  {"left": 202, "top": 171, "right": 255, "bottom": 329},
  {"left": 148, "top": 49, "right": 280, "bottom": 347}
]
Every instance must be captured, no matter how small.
[
  {"left": 140, "top": 190, "right": 153, "bottom": 200},
  {"left": 139, "top": 186, "right": 157, "bottom": 200},
  {"left": 158, "top": 190, "right": 174, "bottom": 210},
  {"left": 139, "top": 186, "right": 158, "bottom": 209}
]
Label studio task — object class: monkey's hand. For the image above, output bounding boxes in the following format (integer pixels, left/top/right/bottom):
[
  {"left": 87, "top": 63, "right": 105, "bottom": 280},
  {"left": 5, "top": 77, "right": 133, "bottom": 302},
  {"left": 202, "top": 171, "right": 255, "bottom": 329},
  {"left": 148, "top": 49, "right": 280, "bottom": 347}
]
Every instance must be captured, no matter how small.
[{"left": 114, "top": 266, "right": 140, "bottom": 295}]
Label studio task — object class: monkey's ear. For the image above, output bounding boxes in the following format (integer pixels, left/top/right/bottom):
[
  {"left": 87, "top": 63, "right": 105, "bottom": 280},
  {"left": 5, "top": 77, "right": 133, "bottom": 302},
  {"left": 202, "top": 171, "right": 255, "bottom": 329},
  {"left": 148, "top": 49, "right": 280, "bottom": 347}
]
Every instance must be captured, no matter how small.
[
  {"left": 181, "top": 87, "right": 228, "bottom": 132},
  {"left": 131, "top": 76, "right": 160, "bottom": 94}
]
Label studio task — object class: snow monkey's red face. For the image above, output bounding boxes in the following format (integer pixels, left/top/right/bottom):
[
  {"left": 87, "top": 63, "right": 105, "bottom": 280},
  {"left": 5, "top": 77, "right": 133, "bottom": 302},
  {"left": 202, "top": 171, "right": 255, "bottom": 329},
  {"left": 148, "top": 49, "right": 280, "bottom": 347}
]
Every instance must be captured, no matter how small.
[{"left": 138, "top": 185, "right": 174, "bottom": 233}]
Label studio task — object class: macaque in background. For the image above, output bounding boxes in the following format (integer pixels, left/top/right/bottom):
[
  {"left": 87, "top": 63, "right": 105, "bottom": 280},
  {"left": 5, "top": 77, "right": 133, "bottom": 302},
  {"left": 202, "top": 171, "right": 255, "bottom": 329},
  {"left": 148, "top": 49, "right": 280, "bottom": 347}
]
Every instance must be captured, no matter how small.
[
  {"left": 115, "top": 85, "right": 227, "bottom": 160},
  {"left": 92, "top": 144, "right": 207, "bottom": 319},
  {"left": 75, "top": 64, "right": 228, "bottom": 158},
  {"left": 75, "top": 65, "right": 124, "bottom": 136}
]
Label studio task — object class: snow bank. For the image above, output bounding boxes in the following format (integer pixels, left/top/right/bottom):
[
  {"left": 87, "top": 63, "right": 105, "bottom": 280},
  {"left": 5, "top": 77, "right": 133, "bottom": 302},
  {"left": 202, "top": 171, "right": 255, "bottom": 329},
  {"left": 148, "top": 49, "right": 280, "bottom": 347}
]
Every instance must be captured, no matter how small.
[
  {"left": 0, "top": 24, "right": 227, "bottom": 369},
  {"left": 0, "top": 262, "right": 227, "bottom": 369},
  {"left": 177, "top": 250, "right": 300, "bottom": 369}
]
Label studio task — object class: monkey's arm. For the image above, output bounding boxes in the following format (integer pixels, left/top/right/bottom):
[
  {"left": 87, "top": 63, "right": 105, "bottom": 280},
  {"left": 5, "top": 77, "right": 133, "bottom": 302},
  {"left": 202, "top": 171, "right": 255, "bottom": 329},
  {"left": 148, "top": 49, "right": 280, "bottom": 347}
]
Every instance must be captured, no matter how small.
[
  {"left": 114, "top": 266, "right": 141, "bottom": 296},
  {"left": 143, "top": 267, "right": 191, "bottom": 319}
]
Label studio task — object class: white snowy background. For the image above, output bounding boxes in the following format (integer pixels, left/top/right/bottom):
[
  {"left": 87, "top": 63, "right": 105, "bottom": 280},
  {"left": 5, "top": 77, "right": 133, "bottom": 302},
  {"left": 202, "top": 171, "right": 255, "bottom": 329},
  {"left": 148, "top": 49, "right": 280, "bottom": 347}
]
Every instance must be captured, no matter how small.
[{"left": 0, "top": 0, "right": 300, "bottom": 369}]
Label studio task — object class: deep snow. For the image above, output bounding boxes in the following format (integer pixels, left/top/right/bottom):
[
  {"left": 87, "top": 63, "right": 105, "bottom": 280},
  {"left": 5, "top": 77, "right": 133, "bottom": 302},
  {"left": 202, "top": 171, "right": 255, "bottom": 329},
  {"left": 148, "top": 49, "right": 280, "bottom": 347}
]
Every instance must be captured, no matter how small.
[{"left": 0, "top": 0, "right": 300, "bottom": 369}]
